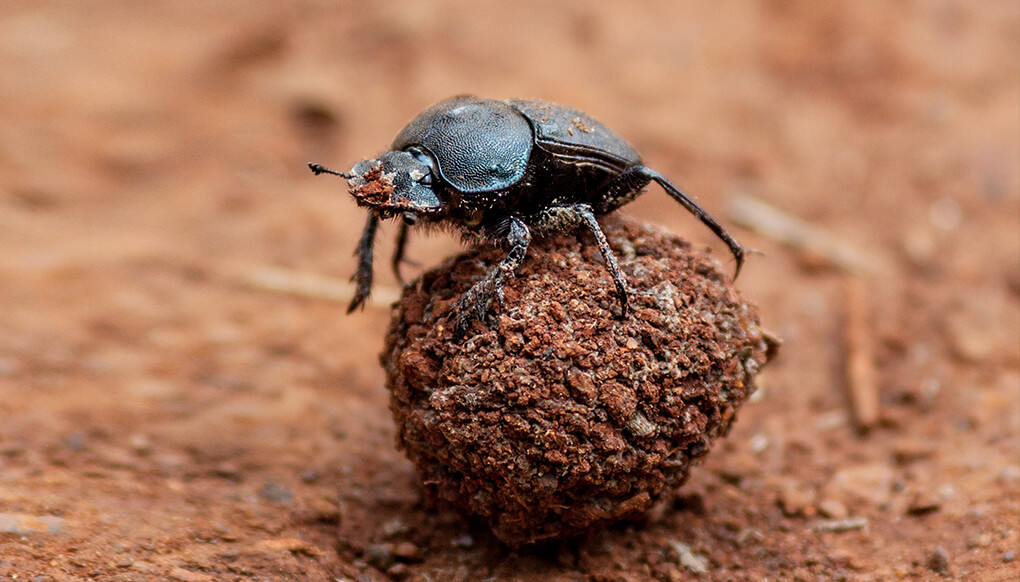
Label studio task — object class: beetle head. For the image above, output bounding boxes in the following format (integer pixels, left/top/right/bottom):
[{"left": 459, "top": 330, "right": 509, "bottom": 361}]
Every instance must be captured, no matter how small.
[{"left": 347, "top": 149, "right": 442, "bottom": 223}]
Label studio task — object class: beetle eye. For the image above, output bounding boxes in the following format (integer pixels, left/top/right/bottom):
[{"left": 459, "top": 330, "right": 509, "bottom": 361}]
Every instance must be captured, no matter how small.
[
  {"left": 402, "top": 212, "right": 418, "bottom": 225},
  {"left": 419, "top": 171, "right": 432, "bottom": 186}
]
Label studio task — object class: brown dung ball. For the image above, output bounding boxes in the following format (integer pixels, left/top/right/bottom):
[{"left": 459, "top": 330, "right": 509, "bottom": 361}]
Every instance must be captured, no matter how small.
[{"left": 381, "top": 216, "right": 776, "bottom": 546}]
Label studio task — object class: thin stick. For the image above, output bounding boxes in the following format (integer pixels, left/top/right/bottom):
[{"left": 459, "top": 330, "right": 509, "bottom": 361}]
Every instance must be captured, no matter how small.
[
  {"left": 727, "top": 193, "right": 875, "bottom": 275},
  {"left": 813, "top": 516, "right": 869, "bottom": 533},
  {"left": 242, "top": 266, "right": 400, "bottom": 309},
  {"left": 844, "top": 276, "right": 879, "bottom": 432}
]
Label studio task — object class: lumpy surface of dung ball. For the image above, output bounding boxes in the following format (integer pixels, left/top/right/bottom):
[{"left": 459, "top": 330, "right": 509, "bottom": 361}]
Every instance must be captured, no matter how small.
[{"left": 382, "top": 217, "right": 774, "bottom": 546}]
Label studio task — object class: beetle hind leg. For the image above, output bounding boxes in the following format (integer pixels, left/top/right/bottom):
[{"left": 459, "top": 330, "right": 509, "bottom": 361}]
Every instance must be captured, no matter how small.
[{"left": 636, "top": 166, "right": 745, "bottom": 279}]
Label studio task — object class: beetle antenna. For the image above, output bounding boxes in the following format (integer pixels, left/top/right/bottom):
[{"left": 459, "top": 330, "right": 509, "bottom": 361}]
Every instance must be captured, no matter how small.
[{"left": 308, "top": 162, "right": 355, "bottom": 179}]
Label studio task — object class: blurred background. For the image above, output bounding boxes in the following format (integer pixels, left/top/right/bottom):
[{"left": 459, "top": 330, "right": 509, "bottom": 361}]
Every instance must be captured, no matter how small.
[{"left": 1, "top": 1, "right": 1017, "bottom": 580}]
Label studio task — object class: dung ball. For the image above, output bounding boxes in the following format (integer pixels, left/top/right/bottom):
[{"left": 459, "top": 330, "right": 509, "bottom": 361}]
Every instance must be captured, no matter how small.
[{"left": 381, "top": 216, "right": 776, "bottom": 546}]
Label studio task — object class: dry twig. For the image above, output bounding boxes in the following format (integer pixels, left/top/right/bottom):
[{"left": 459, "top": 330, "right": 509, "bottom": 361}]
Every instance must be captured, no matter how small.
[
  {"left": 242, "top": 266, "right": 401, "bottom": 308},
  {"left": 844, "top": 276, "right": 880, "bottom": 432},
  {"left": 727, "top": 193, "right": 876, "bottom": 274}
]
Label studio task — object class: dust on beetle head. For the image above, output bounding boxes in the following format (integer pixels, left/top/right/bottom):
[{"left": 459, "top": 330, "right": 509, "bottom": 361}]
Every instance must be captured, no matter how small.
[{"left": 347, "top": 150, "right": 443, "bottom": 221}]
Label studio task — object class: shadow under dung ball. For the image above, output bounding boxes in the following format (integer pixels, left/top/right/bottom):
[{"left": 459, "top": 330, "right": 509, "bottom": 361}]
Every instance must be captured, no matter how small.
[{"left": 382, "top": 216, "right": 777, "bottom": 546}]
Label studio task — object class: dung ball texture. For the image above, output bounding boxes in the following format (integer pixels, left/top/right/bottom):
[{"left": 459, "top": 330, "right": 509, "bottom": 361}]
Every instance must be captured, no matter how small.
[{"left": 382, "top": 216, "right": 775, "bottom": 546}]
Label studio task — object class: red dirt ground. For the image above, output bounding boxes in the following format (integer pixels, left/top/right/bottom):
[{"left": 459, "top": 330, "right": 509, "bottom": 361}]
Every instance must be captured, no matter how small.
[{"left": 1, "top": 1, "right": 1017, "bottom": 580}]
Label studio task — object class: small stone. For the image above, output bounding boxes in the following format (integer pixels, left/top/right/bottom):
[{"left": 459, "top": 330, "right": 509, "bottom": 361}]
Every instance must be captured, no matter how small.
[
  {"left": 926, "top": 547, "right": 950, "bottom": 575},
  {"left": 715, "top": 451, "right": 759, "bottom": 485},
  {"left": 258, "top": 480, "right": 293, "bottom": 504},
  {"left": 213, "top": 463, "right": 241, "bottom": 480},
  {"left": 380, "top": 518, "right": 408, "bottom": 537},
  {"left": 0, "top": 513, "right": 66, "bottom": 535},
  {"left": 966, "top": 532, "right": 993, "bottom": 549},
  {"left": 450, "top": 534, "right": 474, "bottom": 548},
  {"left": 824, "top": 463, "right": 894, "bottom": 508},
  {"left": 392, "top": 541, "right": 420, "bottom": 561},
  {"left": 386, "top": 563, "right": 409, "bottom": 579},
  {"left": 365, "top": 544, "right": 395, "bottom": 569},
  {"left": 62, "top": 432, "right": 87, "bottom": 452},
  {"left": 778, "top": 481, "right": 817, "bottom": 517},
  {"left": 168, "top": 567, "right": 215, "bottom": 582},
  {"left": 900, "top": 225, "right": 938, "bottom": 269},
  {"left": 669, "top": 541, "right": 709, "bottom": 575},
  {"left": 906, "top": 490, "right": 941, "bottom": 516},
  {"left": 1003, "top": 551, "right": 1015, "bottom": 563},
  {"left": 256, "top": 538, "right": 319, "bottom": 557},
  {"left": 127, "top": 433, "right": 153, "bottom": 455},
  {"left": 816, "top": 499, "right": 848, "bottom": 520},
  {"left": 115, "top": 557, "right": 134, "bottom": 568},
  {"left": 213, "top": 523, "right": 237, "bottom": 542},
  {"left": 997, "top": 465, "right": 1020, "bottom": 485},
  {"left": 891, "top": 439, "right": 936, "bottom": 465}
]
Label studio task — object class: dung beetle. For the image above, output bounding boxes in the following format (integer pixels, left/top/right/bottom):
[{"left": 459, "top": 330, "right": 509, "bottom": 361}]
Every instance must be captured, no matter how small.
[{"left": 309, "top": 95, "right": 744, "bottom": 332}]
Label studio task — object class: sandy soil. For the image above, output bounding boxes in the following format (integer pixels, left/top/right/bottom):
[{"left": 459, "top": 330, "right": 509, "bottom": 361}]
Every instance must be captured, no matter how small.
[{"left": 1, "top": 1, "right": 1017, "bottom": 580}]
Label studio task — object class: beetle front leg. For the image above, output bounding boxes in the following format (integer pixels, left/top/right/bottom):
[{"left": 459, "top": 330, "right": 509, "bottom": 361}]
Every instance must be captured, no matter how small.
[
  {"left": 348, "top": 212, "right": 379, "bottom": 313},
  {"left": 452, "top": 216, "right": 531, "bottom": 336}
]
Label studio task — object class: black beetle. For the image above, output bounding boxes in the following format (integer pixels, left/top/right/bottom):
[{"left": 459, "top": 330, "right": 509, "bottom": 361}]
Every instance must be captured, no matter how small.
[{"left": 310, "top": 95, "right": 744, "bottom": 332}]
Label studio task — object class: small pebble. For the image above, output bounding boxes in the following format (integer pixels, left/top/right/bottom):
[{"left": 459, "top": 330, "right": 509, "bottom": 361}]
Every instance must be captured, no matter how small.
[
  {"left": 115, "top": 557, "right": 134, "bottom": 568},
  {"left": 380, "top": 518, "right": 408, "bottom": 537},
  {"left": 366, "top": 543, "right": 395, "bottom": 569},
  {"left": 906, "top": 490, "right": 941, "bottom": 516},
  {"left": 213, "top": 463, "right": 241, "bottom": 480},
  {"left": 62, "top": 432, "right": 87, "bottom": 452},
  {"left": 824, "top": 463, "right": 893, "bottom": 508},
  {"left": 0, "top": 513, "right": 66, "bottom": 535},
  {"left": 450, "top": 534, "right": 474, "bottom": 548},
  {"left": 386, "top": 563, "right": 409, "bottom": 579},
  {"left": 966, "top": 532, "right": 993, "bottom": 549},
  {"left": 926, "top": 547, "right": 950, "bottom": 575},
  {"left": 392, "top": 541, "right": 420, "bottom": 561},
  {"left": 669, "top": 541, "right": 708, "bottom": 575},
  {"left": 816, "top": 499, "right": 848, "bottom": 520},
  {"left": 258, "top": 480, "right": 293, "bottom": 504},
  {"left": 778, "top": 481, "right": 816, "bottom": 517},
  {"left": 1004, "top": 551, "right": 1016, "bottom": 563},
  {"left": 997, "top": 465, "right": 1020, "bottom": 485}
]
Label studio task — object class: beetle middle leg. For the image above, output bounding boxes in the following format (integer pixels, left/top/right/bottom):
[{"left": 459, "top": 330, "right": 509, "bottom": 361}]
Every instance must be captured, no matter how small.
[
  {"left": 570, "top": 204, "right": 630, "bottom": 316},
  {"left": 391, "top": 221, "right": 421, "bottom": 284},
  {"left": 537, "top": 204, "right": 630, "bottom": 316},
  {"left": 452, "top": 216, "right": 531, "bottom": 336}
]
